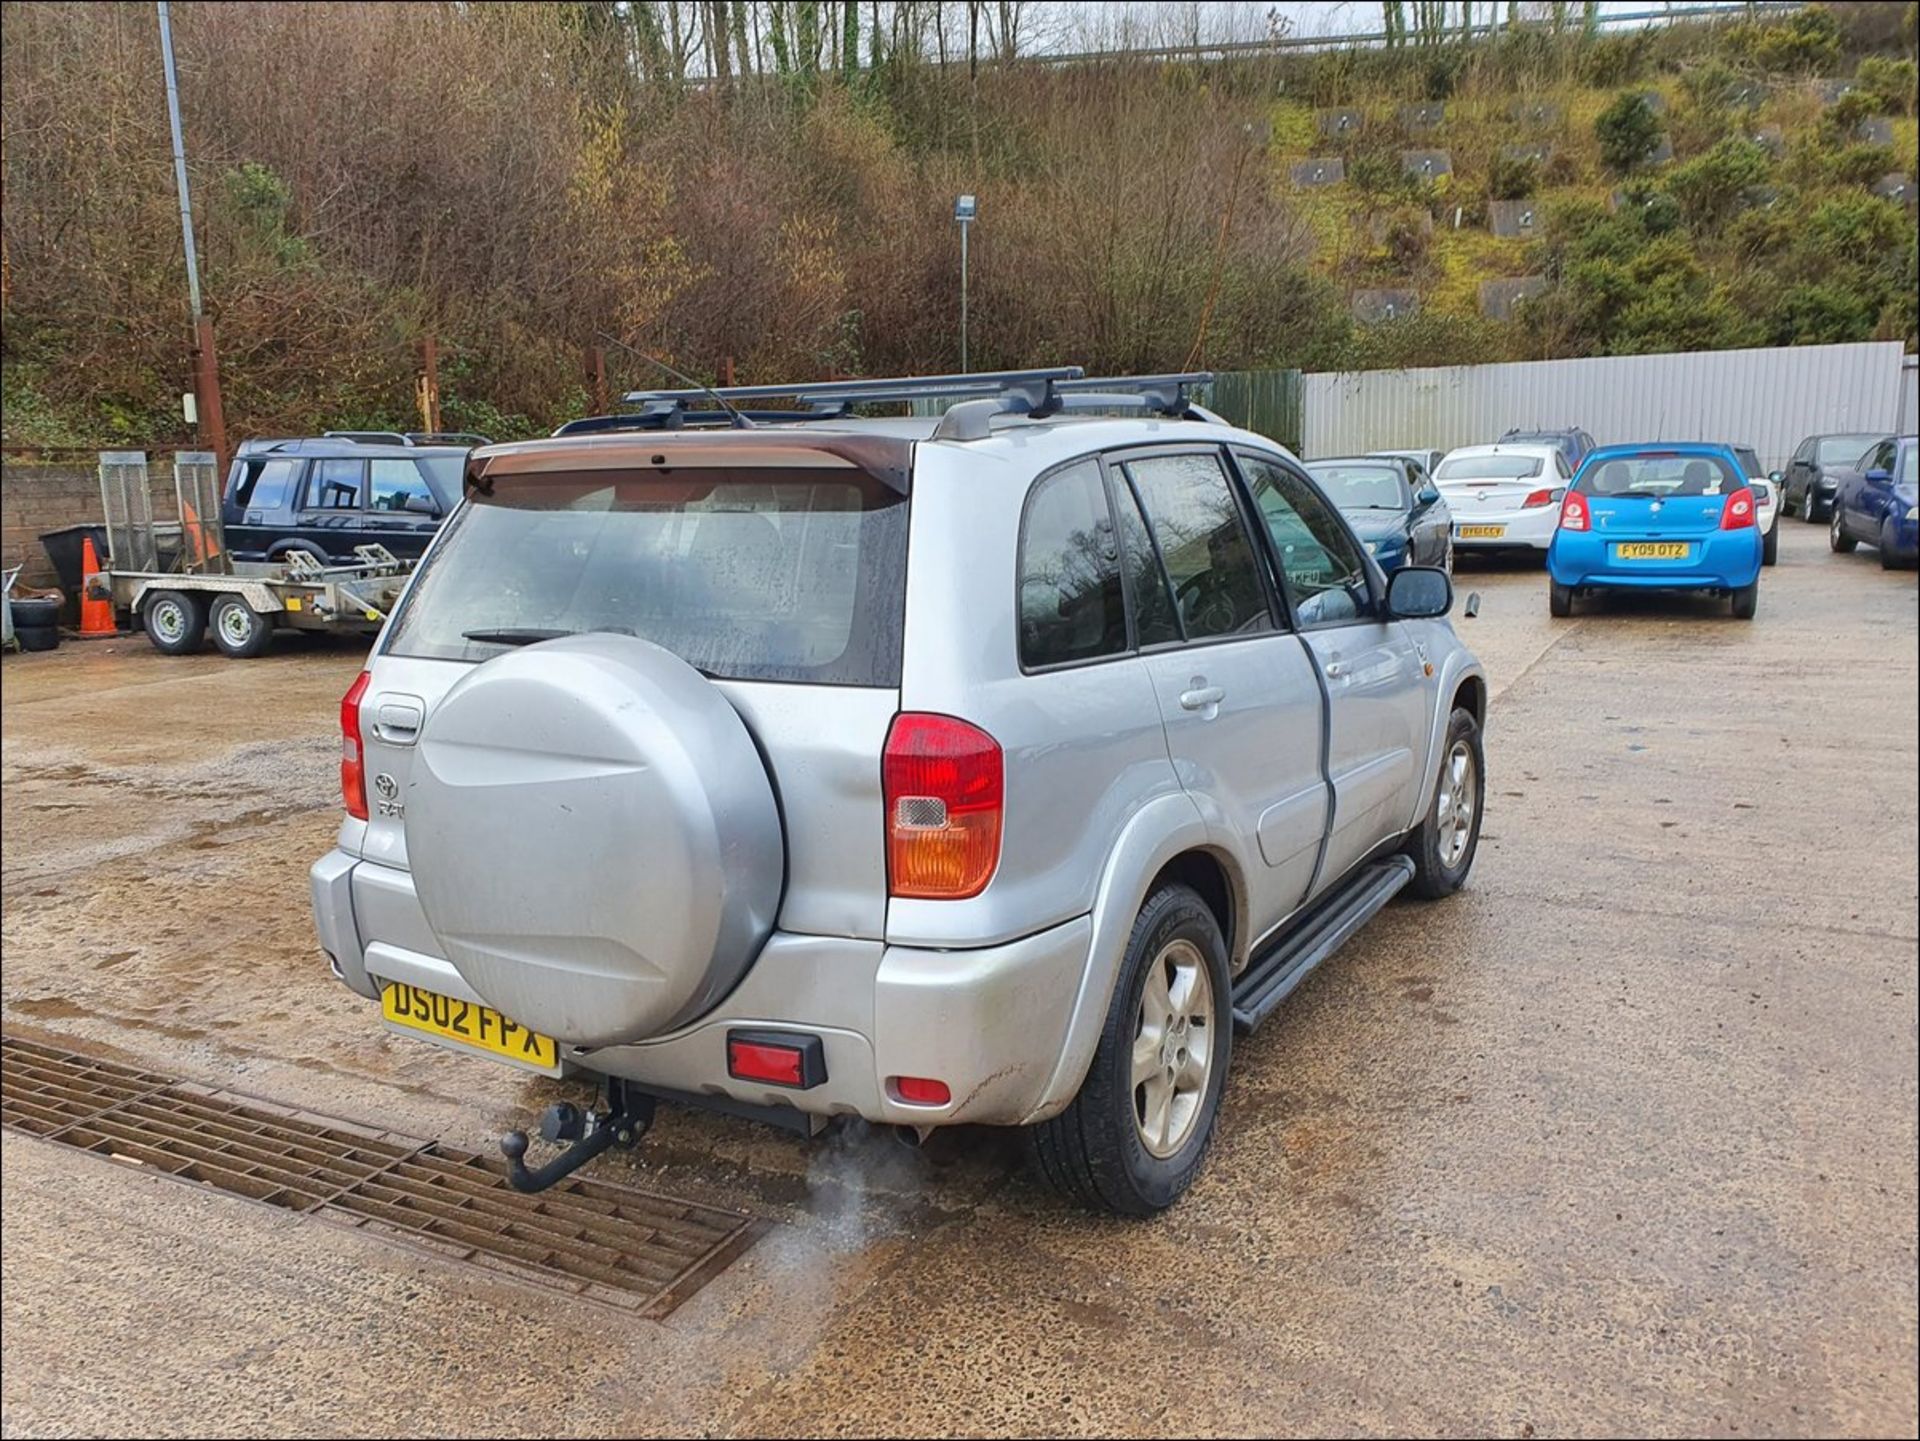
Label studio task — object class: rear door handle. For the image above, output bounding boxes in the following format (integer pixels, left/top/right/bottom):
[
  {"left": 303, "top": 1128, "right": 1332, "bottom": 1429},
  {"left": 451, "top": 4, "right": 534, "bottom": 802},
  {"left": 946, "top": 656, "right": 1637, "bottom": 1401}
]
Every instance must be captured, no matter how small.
[{"left": 1179, "top": 685, "right": 1225, "bottom": 712}]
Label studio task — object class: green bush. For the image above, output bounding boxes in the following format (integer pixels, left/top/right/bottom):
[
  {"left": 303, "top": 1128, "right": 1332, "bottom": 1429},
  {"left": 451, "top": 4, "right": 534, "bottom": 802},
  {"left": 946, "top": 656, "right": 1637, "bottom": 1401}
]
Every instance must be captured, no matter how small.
[
  {"left": 1856, "top": 56, "right": 1918, "bottom": 116},
  {"left": 1802, "top": 193, "right": 1907, "bottom": 265},
  {"left": 1488, "top": 152, "right": 1540, "bottom": 201},
  {"left": 1579, "top": 32, "right": 1655, "bottom": 88},
  {"left": 1667, "top": 138, "right": 1772, "bottom": 229},
  {"left": 1739, "top": 7, "right": 1844, "bottom": 74},
  {"left": 1831, "top": 142, "right": 1898, "bottom": 186},
  {"left": 1595, "top": 92, "right": 1666, "bottom": 174},
  {"left": 1767, "top": 282, "right": 1879, "bottom": 344},
  {"left": 1681, "top": 58, "right": 1746, "bottom": 112}
]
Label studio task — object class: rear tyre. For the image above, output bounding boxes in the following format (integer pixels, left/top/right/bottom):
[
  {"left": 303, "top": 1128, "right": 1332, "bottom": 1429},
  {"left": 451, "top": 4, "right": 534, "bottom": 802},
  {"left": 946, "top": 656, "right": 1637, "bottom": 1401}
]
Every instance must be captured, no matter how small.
[
  {"left": 1406, "top": 706, "right": 1485, "bottom": 900},
  {"left": 1730, "top": 582, "right": 1759, "bottom": 620},
  {"left": 1829, "top": 509, "right": 1857, "bottom": 553},
  {"left": 142, "top": 590, "right": 208, "bottom": 656},
  {"left": 209, "top": 594, "right": 274, "bottom": 658},
  {"left": 1548, "top": 579, "right": 1575, "bottom": 617},
  {"left": 1026, "top": 883, "right": 1231, "bottom": 1217},
  {"left": 1761, "top": 525, "right": 1778, "bottom": 566}
]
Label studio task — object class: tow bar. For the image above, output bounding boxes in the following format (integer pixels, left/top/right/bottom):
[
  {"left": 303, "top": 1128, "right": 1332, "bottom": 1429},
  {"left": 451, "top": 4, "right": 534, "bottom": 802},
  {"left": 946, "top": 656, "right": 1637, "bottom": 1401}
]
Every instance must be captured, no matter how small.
[{"left": 498, "top": 1077, "right": 656, "bottom": 1193}]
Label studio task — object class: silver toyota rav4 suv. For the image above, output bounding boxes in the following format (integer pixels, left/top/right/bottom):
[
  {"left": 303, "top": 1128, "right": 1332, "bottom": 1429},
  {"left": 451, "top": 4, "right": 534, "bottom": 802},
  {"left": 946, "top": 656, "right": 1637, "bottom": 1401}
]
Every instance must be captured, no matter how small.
[{"left": 309, "top": 368, "right": 1488, "bottom": 1215}]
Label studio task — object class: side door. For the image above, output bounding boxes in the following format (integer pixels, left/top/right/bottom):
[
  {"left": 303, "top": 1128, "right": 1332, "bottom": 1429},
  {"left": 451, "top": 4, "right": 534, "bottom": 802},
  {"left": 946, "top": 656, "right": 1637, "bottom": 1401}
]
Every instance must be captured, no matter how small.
[
  {"left": 224, "top": 456, "right": 302, "bottom": 562},
  {"left": 297, "top": 456, "right": 368, "bottom": 561},
  {"left": 1785, "top": 438, "right": 1813, "bottom": 512},
  {"left": 363, "top": 457, "right": 444, "bottom": 559},
  {"left": 1856, "top": 439, "right": 1898, "bottom": 538},
  {"left": 1234, "top": 449, "right": 1434, "bottom": 892},
  {"left": 1113, "top": 449, "right": 1329, "bottom": 935}
]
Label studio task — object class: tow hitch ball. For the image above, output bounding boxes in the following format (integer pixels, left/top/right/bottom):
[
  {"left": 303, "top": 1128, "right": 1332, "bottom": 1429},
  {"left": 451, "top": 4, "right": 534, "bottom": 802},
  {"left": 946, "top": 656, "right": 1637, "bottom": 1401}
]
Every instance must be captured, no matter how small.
[{"left": 499, "top": 1078, "right": 655, "bottom": 1194}]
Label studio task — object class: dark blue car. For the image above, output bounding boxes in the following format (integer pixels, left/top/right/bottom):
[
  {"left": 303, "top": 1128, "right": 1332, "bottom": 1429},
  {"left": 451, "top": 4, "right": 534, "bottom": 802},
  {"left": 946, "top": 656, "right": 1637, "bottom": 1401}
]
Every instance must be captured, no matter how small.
[
  {"left": 1304, "top": 455, "right": 1453, "bottom": 573},
  {"left": 1829, "top": 434, "right": 1918, "bottom": 569},
  {"left": 222, "top": 434, "right": 471, "bottom": 565}
]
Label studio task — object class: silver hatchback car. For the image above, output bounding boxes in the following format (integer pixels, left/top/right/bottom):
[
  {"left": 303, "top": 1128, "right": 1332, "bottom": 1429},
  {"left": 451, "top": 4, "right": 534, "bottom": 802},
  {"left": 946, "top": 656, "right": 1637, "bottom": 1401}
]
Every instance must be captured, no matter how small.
[{"left": 309, "top": 368, "right": 1488, "bottom": 1215}]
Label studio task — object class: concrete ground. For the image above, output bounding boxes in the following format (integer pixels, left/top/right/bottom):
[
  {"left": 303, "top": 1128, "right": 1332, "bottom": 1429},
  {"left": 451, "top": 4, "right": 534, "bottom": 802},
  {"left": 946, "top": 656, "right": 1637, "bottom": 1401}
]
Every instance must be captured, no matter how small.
[{"left": 2, "top": 520, "right": 1914, "bottom": 1439}]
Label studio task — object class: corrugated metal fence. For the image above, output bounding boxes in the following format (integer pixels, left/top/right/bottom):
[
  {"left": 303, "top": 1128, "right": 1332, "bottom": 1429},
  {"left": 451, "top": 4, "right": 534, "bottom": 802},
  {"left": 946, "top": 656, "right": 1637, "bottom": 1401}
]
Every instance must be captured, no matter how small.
[
  {"left": 1199, "top": 370, "right": 1304, "bottom": 452},
  {"left": 1298, "top": 341, "right": 1911, "bottom": 473}
]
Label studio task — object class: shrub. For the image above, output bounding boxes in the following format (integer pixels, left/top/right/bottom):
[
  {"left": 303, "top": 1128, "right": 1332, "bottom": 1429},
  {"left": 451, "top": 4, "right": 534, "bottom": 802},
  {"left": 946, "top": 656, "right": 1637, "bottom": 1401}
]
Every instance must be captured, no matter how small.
[
  {"left": 1681, "top": 58, "right": 1746, "bottom": 112},
  {"left": 1830, "top": 142, "right": 1898, "bottom": 186},
  {"left": 1596, "top": 92, "right": 1666, "bottom": 174},
  {"left": 1488, "top": 152, "right": 1540, "bottom": 201},
  {"left": 1856, "top": 56, "right": 1918, "bottom": 116},
  {"left": 1802, "top": 193, "right": 1907, "bottom": 264},
  {"left": 1667, "top": 138, "right": 1772, "bottom": 229},
  {"left": 1743, "top": 7, "right": 1845, "bottom": 74},
  {"left": 1579, "top": 32, "right": 1654, "bottom": 88},
  {"left": 1767, "top": 283, "right": 1878, "bottom": 344}
]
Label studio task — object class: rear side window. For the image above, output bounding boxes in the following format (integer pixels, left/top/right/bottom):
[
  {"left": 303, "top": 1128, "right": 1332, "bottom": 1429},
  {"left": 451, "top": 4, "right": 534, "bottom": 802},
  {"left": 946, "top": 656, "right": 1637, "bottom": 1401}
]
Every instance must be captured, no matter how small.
[
  {"left": 1017, "top": 460, "right": 1125, "bottom": 669},
  {"left": 384, "top": 468, "right": 907, "bottom": 686},
  {"left": 1577, "top": 452, "right": 1739, "bottom": 497},
  {"left": 308, "top": 457, "right": 364, "bottom": 510},
  {"left": 232, "top": 458, "right": 299, "bottom": 510},
  {"left": 1122, "top": 453, "right": 1271, "bottom": 641},
  {"left": 369, "top": 458, "right": 438, "bottom": 513}
]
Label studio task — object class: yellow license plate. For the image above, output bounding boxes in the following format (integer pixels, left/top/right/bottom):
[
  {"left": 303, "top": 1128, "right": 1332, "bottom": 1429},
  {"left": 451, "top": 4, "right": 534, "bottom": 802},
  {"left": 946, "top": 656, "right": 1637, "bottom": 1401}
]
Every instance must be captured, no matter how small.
[
  {"left": 380, "top": 980, "right": 560, "bottom": 1075},
  {"left": 1456, "top": 524, "right": 1506, "bottom": 539},
  {"left": 1615, "top": 542, "right": 1691, "bottom": 559}
]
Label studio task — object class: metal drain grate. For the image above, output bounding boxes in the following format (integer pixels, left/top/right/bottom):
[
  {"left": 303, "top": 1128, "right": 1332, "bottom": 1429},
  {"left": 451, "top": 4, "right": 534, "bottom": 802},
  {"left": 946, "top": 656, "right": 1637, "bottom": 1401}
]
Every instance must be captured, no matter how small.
[{"left": 0, "top": 1034, "right": 763, "bottom": 1317}]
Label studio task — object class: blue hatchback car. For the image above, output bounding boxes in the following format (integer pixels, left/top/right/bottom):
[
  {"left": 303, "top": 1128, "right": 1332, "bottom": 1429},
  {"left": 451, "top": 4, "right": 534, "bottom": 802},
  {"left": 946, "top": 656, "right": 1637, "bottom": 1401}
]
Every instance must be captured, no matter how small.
[{"left": 1546, "top": 443, "right": 1763, "bottom": 620}]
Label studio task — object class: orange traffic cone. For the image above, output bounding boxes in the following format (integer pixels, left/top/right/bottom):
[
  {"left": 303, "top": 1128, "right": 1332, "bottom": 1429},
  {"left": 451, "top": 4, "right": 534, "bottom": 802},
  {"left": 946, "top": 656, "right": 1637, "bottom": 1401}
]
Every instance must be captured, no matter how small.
[{"left": 77, "top": 535, "right": 117, "bottom": 638}]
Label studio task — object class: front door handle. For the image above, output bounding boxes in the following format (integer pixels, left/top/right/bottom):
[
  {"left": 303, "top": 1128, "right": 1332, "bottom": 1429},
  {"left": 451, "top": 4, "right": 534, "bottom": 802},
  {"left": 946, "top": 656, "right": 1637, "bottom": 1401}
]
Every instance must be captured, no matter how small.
[
  {"left": 1323, "top": 659, "right": 1345, "bottom": 678},
  {"left": 1179, "top": 685, "right": 1225, "bottom": 712}
]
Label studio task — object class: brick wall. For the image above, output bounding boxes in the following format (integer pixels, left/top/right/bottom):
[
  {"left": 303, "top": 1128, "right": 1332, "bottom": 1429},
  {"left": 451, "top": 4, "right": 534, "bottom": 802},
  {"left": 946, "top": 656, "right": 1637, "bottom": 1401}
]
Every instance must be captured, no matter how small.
[{"left": 2, "top": 460, "right": 182, "bottom": 591}]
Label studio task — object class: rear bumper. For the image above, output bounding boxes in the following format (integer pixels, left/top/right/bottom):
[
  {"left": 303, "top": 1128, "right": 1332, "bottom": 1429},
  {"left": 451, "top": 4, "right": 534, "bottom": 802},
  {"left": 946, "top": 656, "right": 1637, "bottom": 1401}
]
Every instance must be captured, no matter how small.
[
  {"left": 1547, "top": 531, "right": 1762, "bottom": 590},
  {"left": 310, "top": 851, "right": 1089, "bottom": 1128}
]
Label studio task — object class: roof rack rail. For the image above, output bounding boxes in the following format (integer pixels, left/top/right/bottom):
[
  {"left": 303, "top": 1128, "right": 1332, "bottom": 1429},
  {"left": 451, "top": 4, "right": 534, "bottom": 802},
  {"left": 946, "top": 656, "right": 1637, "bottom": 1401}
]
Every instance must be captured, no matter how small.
[
  {"left": 406, "top": 430, "right": 494, "bottom": 447},
  {"left": 932, "top": 370, "right": 1215, "bottom": 440},
  {"left": 323, "top": 430, "right": 413, "bottom": 446},
  {"left": 617, "top": 367, "right": 1086, "bottom": 410}
]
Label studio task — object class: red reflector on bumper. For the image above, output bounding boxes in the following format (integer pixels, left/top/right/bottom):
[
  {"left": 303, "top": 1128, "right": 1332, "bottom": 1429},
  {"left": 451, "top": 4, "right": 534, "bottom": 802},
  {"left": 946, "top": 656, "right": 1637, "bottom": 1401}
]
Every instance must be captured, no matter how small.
[
  {"left": 726, "top": 1031, "right": 826, "bottom": 1090},
  {"left": 893, "top": 1076, "right": 951, "bottom": 1106}
]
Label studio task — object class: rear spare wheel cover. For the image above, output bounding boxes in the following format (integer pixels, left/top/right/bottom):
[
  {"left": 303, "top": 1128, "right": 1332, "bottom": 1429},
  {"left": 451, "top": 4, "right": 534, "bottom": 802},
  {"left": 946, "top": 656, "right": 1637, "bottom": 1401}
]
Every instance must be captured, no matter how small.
[{"left": 405, "top": 634, "right": 783, "bottom": 1047}]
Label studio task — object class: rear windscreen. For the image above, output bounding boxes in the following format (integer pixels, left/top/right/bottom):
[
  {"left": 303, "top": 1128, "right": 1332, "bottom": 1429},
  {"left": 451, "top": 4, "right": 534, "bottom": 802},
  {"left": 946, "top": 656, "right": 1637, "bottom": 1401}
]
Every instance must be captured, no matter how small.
[
  {"left": 1577, "top": 453, "right": 1740, "bottom": 497},
  {"left": 1437, "top": 454, "right": 1542, "bottom": 480},
  {"left": 383, "top": 468, "right": 907, "bottom": 685}
]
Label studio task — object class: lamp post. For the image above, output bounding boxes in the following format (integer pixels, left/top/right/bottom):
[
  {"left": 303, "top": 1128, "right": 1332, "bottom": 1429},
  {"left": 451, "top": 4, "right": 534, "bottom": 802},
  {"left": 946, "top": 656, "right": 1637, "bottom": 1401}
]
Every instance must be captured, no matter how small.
[{"left": 954, "top": 194, "right": 977, "bottom": 371}]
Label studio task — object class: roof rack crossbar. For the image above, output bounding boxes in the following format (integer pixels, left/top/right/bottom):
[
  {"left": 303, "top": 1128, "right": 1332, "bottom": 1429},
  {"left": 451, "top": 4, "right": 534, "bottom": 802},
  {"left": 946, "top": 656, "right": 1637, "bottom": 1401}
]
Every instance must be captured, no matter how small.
[
  {"left": 323, "top": 430, "right": 413, "bottom": 446},
  {"left": 619, "top": 367, "right": 1086, "bottom": 408},
  {"left": 552, "top": 404, "right": 854, "bottom": 437}
]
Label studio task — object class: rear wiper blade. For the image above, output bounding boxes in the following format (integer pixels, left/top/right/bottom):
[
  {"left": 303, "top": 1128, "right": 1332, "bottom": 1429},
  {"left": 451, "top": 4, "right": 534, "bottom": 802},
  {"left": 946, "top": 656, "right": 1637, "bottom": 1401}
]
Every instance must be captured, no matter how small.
[{"left": 461, "top": 627, "right": 576, "bottom": 646}]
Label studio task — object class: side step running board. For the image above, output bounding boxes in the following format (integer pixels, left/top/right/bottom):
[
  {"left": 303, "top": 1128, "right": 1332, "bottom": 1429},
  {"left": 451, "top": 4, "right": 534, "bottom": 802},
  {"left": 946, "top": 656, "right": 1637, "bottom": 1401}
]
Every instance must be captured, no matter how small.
[{"left": 1230, "top": 856, "right": 1416, "bottom": 1034}]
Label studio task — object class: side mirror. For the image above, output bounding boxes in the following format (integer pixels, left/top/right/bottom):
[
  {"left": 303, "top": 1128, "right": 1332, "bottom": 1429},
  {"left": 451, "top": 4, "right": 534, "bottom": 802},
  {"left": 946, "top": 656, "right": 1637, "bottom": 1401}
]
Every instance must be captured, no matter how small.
[
  {"left": 1767, "top": 470, "right": 1783, "bottom": 484},
  {"left": 1386, "top": 565, "right": 1453, "bottom": 619},
  {"left": 1866, "top": 467, "right": 1892, "bottom": 484},
  {"left": 1416, "top": 484, "right": 1441, "bottom": 506}
]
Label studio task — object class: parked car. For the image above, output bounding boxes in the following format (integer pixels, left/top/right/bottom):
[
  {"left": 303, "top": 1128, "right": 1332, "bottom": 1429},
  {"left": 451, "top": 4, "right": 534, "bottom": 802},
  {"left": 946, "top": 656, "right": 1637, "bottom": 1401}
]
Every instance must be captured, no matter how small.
[
  {"left": 1780, "top": 432, "right": 1887, "bottom": 523},
  {"left": 1546, "top": 444, "right": 1763, "bottom": 619},
  {"left": 222, "top": 434, "right": 473, "bottom": 565},
  {"left": 1305, "top": 455, "right": 1452, "bottom": 572},
  {"left": 1732, "top": 445, "right": 1779, "bottom": 566},
  {"left": 1500, "top": 427, "right": 1597, "bottom": 470},
  {"left": 309, "top": 370, "right": 1489, "bottom": 1217},
  {"left": 1829, "top": 434, "right": 1919, "bottom": 568},
  {"left": 1369, "top": 447, "right": 1446, "bottom": 481},
  {"left": 1432, "top": 443, "right": 1573, "bottom": 555}
]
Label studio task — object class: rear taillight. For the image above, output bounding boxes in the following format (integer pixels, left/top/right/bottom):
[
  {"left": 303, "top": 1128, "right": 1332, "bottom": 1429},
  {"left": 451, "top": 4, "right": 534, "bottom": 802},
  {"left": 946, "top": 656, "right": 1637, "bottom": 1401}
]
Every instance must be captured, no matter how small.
[
  {"left": 1720, "top": 487, "right": 1756, "bottom": 530},
  {"left": 1522, "top": 487, "right": 1560, "bottom": 509},
  {"left": 1559, "top": 491, "right": 1591, "bottom": 532},
  {"left": 883, "top": 713, "right": 1003, "bottom": 899},
  {"left": 340, "top": 671, "right": 371, "bottom": 820}
]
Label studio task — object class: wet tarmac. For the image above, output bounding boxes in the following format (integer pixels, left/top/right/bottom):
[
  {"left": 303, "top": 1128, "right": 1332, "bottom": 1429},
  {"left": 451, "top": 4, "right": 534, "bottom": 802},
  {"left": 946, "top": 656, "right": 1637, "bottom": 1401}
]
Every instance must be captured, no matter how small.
[{"left": 3, "top": 522, "right": 1915, "bottom": 1437}]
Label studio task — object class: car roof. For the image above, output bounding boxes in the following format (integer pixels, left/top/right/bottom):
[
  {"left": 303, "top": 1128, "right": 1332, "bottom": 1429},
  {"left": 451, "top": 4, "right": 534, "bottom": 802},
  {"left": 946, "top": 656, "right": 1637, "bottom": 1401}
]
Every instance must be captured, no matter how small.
[
  {"left": 1440, "top": 443, "right": 1560, "bottom": 461},
  {"left": 236, "top": 437, "right": 469, "bottom": 459},
  {"left": 1581, "top": 442, "right": 1734, "bottom": 460}
]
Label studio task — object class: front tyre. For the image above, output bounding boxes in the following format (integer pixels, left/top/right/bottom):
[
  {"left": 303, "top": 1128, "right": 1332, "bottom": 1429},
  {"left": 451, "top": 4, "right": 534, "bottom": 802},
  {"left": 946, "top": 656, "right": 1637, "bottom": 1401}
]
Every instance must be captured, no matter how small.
[
  {"left": 1830, "top": 509, "right": 1857, "bottom": 553},
  {"left": 1026, "top": 884, "right": 1231, "bottom": 1216},
  {"left": 1405, "top": 706, "right": 1485, "bottom": 899},
  {"left": 1802, "top": 489, "right": 1825, "bottom": 523}
]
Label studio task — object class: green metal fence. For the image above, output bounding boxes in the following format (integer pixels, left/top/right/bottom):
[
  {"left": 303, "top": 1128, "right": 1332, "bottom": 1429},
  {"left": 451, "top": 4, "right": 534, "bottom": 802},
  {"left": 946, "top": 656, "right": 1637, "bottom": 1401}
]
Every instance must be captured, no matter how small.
[{"left": 1200, "top": 369, "right": 1304, "bottom": 451}]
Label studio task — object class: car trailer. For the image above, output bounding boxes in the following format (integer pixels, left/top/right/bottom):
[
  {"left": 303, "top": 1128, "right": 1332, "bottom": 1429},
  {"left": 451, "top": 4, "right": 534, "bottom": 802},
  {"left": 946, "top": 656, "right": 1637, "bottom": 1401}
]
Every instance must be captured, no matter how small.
[{"left": 86, "top": 450, "right": 417, "bottom": 658}]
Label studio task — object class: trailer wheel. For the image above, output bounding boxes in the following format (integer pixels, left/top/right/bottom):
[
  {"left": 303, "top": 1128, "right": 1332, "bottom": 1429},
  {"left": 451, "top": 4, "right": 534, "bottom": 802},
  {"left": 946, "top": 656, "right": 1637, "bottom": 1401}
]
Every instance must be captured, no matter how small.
[
  {"left": 143, "top": 590, "right": 208, "bottom": 656},
  {"left": 209, "top": 594, "right": 274, "bottom": 658}
]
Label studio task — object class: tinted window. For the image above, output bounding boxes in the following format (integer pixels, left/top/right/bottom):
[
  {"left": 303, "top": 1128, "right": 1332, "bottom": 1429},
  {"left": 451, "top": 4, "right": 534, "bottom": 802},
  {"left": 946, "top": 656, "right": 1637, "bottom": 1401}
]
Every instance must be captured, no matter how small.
[
  {"left": 384, "top": 468, "right": 907, "bottom": 685},
  {"left": 1436, "top": 453, "right": 1543, "bottom": 480},
  {"left": 1018, "top": 461, "right": 1126, "bottom": 669},
  {"left": 1307, "top": 463, "right": 1408, "bottom": 510},
  {"left": 1577, "top": 452, "right": 1739, "bottom": 497},
  {"left": 369, "top": 458, "right": 438, "bottom": 513},
  {"left": 234, "top": 458, "right": 299, "bottom": 510},
  {"left": 1123, "top": 453, "right": 1271, "bottom": 641},
  {"left": 1816, "top": 435, "right": 1882, "bottom": 465},
  {"left": 1110, "top": 471, "right": 1183, "bottom": 647},
  {"left": 1238, "top": 453, "right": 1376, "bottom": 629},
  {"left": 308, "top": 457, "right": 364, "bottom": 509}
]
